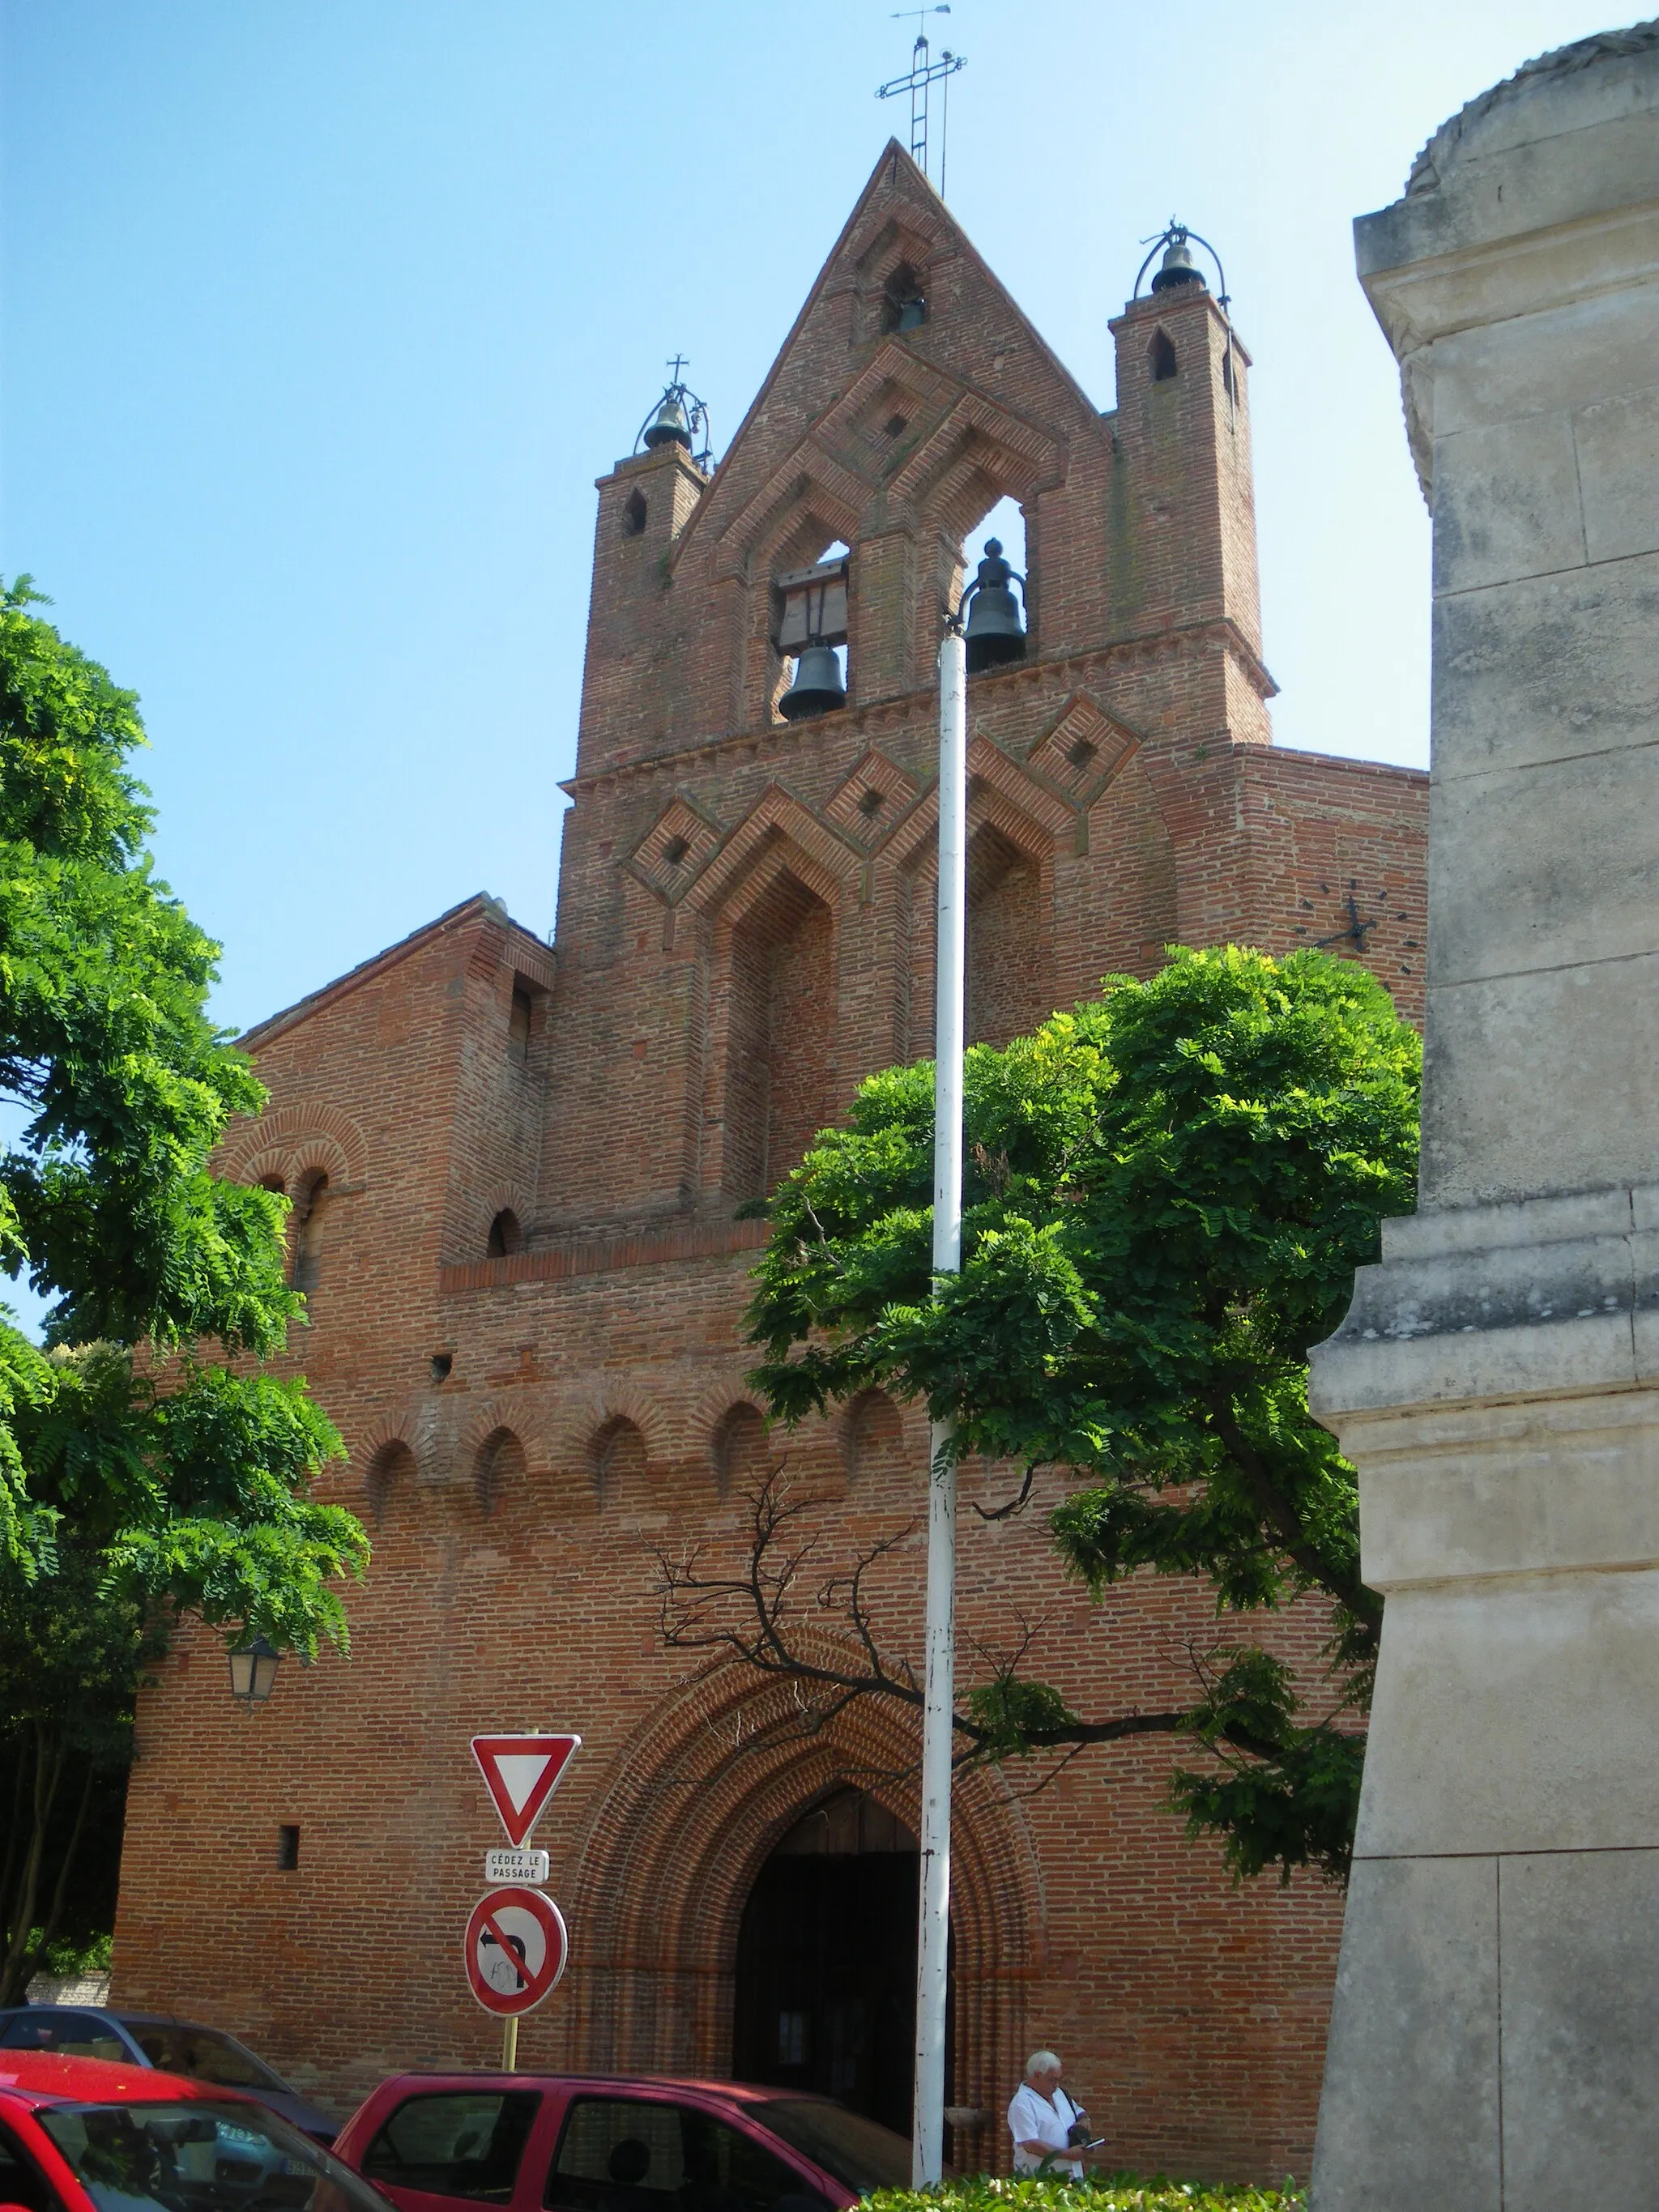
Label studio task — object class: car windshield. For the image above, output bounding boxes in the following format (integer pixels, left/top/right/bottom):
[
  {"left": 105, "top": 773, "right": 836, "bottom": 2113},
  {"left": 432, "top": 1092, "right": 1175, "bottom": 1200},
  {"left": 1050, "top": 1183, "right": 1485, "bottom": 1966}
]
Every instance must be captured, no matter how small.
[
  {"left": 36, "top": 2100, "right": 388, "bottom": 2212},
  {"left": 129, "top": 2029, "right": 288, "bottom": 2095},
  {"left": 752, "top": 2104, "right": 913, "bottom": 2195}
]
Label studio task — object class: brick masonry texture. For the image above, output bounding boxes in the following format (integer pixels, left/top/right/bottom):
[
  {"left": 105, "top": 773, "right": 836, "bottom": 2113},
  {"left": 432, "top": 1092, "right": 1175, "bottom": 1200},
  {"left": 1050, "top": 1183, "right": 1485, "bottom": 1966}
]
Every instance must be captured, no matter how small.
[{"left": 111, "top": 146, "right": 1426, "bottom": 2181}]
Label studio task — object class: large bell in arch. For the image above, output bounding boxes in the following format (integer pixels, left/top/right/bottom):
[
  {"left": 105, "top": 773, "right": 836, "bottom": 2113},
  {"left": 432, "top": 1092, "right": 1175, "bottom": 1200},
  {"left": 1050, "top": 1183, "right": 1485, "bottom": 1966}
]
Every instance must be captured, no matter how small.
[
  {"left": 962, "top": 538, "right": 1026, "bottom": 674},
  {"left": 778, "top": 643, "right": 847, "bottom": 722}
]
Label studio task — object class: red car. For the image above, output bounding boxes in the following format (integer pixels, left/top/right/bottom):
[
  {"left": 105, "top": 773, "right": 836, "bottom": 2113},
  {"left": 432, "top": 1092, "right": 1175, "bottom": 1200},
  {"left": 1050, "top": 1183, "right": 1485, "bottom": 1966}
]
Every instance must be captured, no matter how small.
[
  {"left": 333, "top": 2076, "right": 915, "bottom": 2212},
  {"left": 0, "top": 2049, "right": 395, "bottom": 2212}
]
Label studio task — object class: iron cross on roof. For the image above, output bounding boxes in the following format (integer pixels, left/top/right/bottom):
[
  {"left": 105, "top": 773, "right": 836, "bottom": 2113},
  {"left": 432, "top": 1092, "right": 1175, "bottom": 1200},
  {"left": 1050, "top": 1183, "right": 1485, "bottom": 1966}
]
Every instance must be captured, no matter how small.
[{"left": 877, "top": 8, "right": 966, "bottom": 193}]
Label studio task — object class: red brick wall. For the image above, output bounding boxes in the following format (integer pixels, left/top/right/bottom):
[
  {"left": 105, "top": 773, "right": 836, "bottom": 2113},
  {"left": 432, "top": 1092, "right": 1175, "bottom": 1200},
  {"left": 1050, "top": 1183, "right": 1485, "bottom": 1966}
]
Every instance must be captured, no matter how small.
[{"left": 111, "top": 143, "right": 1427, "bottom": 2187}]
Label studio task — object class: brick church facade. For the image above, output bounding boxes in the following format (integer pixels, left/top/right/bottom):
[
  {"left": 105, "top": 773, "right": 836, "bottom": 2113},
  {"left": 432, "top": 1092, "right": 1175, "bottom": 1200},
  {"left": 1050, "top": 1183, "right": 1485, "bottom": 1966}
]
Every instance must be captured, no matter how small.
[{"left": 112, "top": 147, "right": 1427, "bottom": 2180}]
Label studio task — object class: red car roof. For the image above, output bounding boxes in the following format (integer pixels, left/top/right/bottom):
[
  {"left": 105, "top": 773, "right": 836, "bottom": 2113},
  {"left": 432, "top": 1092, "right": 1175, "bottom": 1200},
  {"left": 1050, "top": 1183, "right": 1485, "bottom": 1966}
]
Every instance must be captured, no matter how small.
[
  {"left": 361, "top": 2074, "right": 815, "bottom": 2104},
  {"left": 0, "top": 2049, "right": 254, "bottom": 2108}
]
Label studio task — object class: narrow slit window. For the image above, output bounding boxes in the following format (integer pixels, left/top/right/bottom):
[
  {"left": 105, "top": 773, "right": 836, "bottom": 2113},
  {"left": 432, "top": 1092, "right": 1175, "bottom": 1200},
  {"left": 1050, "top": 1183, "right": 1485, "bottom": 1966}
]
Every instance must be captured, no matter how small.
[
  {"left": 277, "top": 1825, "right": 300, "bottom": 1871},
  {"left": 1150, "top": 329, "right": 1178, "bottom": 382},
  {"left": 509, "top": 985, "right": 534, "bottom": 1063},
  {"left": 622, "top": 488, "right": 647, "bottom": 536}
]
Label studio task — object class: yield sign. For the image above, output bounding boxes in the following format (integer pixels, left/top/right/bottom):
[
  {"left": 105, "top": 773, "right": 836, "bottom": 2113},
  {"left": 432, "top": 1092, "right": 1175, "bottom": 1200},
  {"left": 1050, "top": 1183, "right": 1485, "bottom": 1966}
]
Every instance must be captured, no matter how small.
[
  {"left": 463, "top": 1886, "right": 568, "bottom": 2017},
  {"left": 471, "top": 1733, "right": 581, "bottom": 1847}
]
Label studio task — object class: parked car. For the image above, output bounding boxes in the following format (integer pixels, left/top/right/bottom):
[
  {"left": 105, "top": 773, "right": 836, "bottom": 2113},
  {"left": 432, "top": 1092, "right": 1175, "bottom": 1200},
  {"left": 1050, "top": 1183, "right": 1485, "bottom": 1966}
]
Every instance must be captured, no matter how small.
[
  {"left": 333, "top": 2075, "right": 916, "bottom": 2212},
  {"left": 0, "top": 2048, "right": 397, "bottom": 2212},
  {"left": 0, "top": 2007, "right": 336, "bottom": 2144}
]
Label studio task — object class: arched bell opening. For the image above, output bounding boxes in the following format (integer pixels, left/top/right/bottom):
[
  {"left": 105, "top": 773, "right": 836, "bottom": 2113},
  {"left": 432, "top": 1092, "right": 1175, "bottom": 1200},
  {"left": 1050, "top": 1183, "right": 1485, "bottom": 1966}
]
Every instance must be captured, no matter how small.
[
  {"left": 732, "top": 1787, "right": 951, "bottom": 2134},
  {"left": 772, "top": 539, "right": 851, "bottom": 726},
  {"left": 959, "top": 494, "right": 1030, "bottom": 676}
]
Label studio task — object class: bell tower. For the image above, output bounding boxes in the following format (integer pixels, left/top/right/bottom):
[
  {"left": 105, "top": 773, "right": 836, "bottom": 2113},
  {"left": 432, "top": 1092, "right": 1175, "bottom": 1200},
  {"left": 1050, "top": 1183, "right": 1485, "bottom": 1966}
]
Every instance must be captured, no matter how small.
[{"left": 1107, "top": 228, "right": 1268, "bottom": 744}]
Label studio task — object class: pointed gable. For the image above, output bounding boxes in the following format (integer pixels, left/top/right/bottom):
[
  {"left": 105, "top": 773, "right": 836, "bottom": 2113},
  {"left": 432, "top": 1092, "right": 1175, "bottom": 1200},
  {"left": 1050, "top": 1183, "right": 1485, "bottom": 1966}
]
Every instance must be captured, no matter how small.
[{"left": 674, "top": 140, "right": 1100, "bottom": 585}]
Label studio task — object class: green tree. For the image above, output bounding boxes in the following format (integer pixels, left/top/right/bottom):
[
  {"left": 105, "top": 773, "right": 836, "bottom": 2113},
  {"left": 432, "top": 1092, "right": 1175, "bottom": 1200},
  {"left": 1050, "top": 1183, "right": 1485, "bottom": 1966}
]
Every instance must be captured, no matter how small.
[
  {"left": 0, "top": 581, "right": 367, "bottom": 2002},
  {"left": 659, "top": 946, "right": 1418, "bottom": 1884}
]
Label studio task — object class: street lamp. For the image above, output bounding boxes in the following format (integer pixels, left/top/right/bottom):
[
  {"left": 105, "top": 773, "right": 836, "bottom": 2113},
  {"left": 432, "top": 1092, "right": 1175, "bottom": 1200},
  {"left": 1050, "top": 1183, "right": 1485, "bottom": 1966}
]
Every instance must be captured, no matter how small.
[{"left": 228, "top": 1634, "right": 280, "bottom": 1711}]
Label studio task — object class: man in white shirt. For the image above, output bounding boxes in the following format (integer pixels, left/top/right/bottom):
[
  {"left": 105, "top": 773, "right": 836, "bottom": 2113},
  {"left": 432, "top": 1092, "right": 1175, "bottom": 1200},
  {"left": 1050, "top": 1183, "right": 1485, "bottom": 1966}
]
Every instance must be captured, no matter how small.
[{"left": 1007, "top": 2050, "right": 1092, "bottom": 2178}]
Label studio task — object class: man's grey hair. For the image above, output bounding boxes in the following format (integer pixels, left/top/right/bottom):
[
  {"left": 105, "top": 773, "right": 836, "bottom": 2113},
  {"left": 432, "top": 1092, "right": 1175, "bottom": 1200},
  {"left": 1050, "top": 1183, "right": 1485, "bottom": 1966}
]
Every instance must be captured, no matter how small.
[{"left": 1025, "top": 2051, "right": 1062, "bottom": 2078}]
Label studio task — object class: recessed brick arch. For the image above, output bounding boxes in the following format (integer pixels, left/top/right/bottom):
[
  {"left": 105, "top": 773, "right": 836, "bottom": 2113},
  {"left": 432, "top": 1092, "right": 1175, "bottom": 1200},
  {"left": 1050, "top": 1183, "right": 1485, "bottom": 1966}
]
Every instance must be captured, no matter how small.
[
  {"left": 216, "top": 1102, "right": 369, "bottom": 1191},
  {"left": 563, "top": 1655, "right": 1041, "bottom": 2132}
]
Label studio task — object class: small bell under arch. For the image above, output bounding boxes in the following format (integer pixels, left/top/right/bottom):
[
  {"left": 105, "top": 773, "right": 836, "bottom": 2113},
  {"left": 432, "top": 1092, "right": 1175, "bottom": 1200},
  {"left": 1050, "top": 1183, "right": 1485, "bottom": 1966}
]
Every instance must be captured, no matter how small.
[
  {"left": 778, "top": 643, "right": 847, "bottom": 722},
  {"left": 1149, "top": 235, "right": 1207, "bottom": 294},
  {"left": 962, "top": 538, "right": 1027, "bottom": 675},
  {"left": 643, "top": 393, "right": 693, "bottom": 450}
]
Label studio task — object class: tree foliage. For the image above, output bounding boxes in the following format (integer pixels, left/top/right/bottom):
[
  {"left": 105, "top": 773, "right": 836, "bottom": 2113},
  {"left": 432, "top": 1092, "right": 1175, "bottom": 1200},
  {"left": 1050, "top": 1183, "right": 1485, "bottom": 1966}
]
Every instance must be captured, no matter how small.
[
  {"left": 0, "top": 580, "right": 367, "bottom": 2000},
  {"left": 734, "top": 945, "right": 1419, "bottom": 1884}
]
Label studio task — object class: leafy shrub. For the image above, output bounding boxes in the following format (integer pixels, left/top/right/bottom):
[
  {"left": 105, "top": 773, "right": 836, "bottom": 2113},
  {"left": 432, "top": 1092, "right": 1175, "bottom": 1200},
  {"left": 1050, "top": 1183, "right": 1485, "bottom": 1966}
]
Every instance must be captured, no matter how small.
[{"left": 869, "top": 2176, "right": 1303, "bottom": 2212}]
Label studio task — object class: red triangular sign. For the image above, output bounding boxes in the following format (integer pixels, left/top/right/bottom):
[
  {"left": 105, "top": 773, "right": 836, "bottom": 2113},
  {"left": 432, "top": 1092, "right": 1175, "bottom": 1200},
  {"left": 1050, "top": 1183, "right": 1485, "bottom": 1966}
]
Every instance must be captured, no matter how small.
[{"left": 471, "top": 1733, "right": 582, "bottom": 1847}]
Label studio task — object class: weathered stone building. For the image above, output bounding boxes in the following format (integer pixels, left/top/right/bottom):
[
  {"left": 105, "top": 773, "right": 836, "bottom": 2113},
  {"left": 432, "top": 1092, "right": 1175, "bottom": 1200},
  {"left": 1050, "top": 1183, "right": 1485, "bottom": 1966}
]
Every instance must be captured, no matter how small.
[{"left": 112, "top": 146, "right": 1427, "bottom": 2178}]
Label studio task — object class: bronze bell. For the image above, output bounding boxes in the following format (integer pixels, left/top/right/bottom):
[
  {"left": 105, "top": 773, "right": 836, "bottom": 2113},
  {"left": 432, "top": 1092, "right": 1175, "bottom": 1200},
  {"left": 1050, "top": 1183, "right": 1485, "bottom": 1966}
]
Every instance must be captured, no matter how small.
[
  {"left": 1150, "top": 237, "right": 1205, "bottom": 293},
  {"left": 643, "top": 394, "right": 693, "bottom": 450},
  {"left": 962, "top": 538, "right": 1026, "bottom": 674},
  {"left": 778, "top": 643, "right": 847, "bottom": 721}
]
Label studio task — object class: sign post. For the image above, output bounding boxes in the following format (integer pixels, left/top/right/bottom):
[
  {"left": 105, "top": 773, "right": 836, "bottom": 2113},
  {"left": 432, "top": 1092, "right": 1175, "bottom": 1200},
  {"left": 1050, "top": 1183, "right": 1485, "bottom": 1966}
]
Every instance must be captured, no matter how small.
[{"left": 468, "top": 1733, "right": 581, "bottom": 2071}]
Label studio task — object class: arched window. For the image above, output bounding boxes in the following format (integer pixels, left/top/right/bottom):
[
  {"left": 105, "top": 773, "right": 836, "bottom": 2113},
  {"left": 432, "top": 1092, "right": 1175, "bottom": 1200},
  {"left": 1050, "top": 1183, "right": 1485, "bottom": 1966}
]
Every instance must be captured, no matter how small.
[
  {"left": 291, "top": 1171, "right": 329, "bottom": 1293},
  {"left": 724, "top": 872, "right": 834, "bottom": 1200},
  {"left": 881, "top": 262, "right": 928, "bottom": 333},
  {"left": 590, "top": 1416, "right": 647, "bottom": 1509},
  {"left": 842, "top": 1388, "right": 908, "bottom": 1485},
  {"left": 486, "top": 1209, "right": 523, "bottom": 1259},
  {"left": 476, "top": 1426, "right": 527, "bottom": 1515},
  {"left": 966, "top": 825, "right": 1048, "bottom": 1047},
  {"left": 713, "top": 1402, "right": 770, "bottom": 1497},
  {"left": 365, "top": 1439, "right": 416, "bottom": 1524},
  {"left": 257, "top": 1174, "right": 285, "bottom": 1196},
  {"left": 1149, "top": 328, "right": 1178, "bottom": 382},
  {"left": 622, "top": 488, "right": 647, "bottom": 537}
]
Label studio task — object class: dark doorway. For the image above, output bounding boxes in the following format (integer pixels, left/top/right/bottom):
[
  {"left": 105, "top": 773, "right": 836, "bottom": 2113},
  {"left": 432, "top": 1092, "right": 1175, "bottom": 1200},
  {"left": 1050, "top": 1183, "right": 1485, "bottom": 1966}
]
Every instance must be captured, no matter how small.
[{"left": 733, "top": 1790, "right": 948, "bottom": 2136}]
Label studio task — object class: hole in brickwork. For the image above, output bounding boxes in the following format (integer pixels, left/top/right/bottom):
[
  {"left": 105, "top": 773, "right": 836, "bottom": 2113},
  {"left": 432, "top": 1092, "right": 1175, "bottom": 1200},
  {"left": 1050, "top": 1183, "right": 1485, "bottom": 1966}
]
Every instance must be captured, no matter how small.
[
  {"left": 589, "top": 1415, "right": 647, "bottom": 1510},
  {"left": 476, "top": 1426, "right": 527, "bottom": 1516},
  {"left": 291, "top": 1170, "right": 329, "bottom": 1293},
  {"left": 857, "top": 786, "right": 886, "bottom": 819},
  {"left": 884, "top": 414, "right": 908, "bottom": 438},
  {"left": 487, "top": 1209, "right": 523, "bottom": 1259},
  {"left": 661, "top": 835, "right": 690, "bottom": 867},
  {"left": 276, "top": 1824, "right": 300, "bottom": 1872},
  {"left": 366, "top": 1439, "right": 416, "bottom": 1522},
  {"left": 713, "top": 1402, "right": 771, "bottom": 1499},
  {"left": 1149, "top": 328, "right": 1178, "bottom": 382},
  {"left": 430, "top": 1352, "right": 453, "bottom": 1384},
  {"left": 1066, "top": 737, "right": 1098, "bottom": 771},
  {"left": 966, "top": 825, "right": 1047, "bottom": 1048},
  {"left": 622, "top": 488, "right": 647, "bottom": 537},
  {"left": 724, "top": 872, "right": 834, "bottom": 1202}
]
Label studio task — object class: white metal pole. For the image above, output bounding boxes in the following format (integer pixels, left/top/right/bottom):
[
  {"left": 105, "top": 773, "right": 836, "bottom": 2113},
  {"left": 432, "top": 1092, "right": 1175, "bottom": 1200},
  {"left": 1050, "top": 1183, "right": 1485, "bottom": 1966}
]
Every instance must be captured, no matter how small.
[{"left": 913, "top": 619, "right": 966, "bottom": 2187}]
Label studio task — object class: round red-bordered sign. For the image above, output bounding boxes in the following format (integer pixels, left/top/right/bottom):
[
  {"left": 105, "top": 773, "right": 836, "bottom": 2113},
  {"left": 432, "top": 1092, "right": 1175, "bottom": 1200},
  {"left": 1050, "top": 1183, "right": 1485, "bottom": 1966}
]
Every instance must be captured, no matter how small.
[{"left": 463, "top": 1886, "right": 568, "bottom": 2017}]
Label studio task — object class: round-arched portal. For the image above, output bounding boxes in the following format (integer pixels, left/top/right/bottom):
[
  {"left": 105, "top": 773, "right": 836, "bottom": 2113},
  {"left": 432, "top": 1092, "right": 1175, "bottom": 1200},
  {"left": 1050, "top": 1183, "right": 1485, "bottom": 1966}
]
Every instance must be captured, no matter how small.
[{"left": 732, "top": 1788, "right": 949, "bottom": 2135}]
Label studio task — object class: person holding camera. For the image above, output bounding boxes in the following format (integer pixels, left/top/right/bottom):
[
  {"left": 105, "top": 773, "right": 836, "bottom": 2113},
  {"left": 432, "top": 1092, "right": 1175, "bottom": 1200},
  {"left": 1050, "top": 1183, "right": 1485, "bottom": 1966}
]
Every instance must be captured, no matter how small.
[{"left": 1007, "top": 2050, "right": 1096, "bottom": 2178}]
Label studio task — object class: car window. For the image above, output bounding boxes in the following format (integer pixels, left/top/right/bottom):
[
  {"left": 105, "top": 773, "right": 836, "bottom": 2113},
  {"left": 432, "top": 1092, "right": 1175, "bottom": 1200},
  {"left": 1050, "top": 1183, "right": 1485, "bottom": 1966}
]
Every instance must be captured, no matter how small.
[
  {"left": 361, "top": 2091, "right": 541, "bottom": 2205},
  {"left": 751, "top": 2103, "right": 913, "bottom": 2194},
  {"left": 35, "top": 2099, "right": 385, "bottom": 2212},
  {"left": 548, "top": 2102, "right": 827, "bottom": 2212},
  {"left": 0, "top": 2014, "right": 128, "bottom": 2065},
  {"left": 0, "top": 2116, "right": 59, "bottom": 2212},
  {"left": 129, "top": 2028, "right": 284, "bottom": 2094}
]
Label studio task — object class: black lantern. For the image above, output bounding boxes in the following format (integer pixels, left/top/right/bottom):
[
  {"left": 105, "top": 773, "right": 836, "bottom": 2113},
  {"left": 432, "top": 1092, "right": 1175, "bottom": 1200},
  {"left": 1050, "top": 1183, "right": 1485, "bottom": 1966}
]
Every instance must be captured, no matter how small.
[{"left": 228, "top": 1634, "right": 280, "bottom": 1711}]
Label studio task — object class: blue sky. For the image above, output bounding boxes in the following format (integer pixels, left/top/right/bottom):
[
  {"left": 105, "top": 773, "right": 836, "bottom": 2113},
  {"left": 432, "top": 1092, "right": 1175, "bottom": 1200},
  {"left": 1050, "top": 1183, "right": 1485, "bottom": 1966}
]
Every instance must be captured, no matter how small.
[{"left": 0, "top": 0, "right": 1626, "bottom": 1039}]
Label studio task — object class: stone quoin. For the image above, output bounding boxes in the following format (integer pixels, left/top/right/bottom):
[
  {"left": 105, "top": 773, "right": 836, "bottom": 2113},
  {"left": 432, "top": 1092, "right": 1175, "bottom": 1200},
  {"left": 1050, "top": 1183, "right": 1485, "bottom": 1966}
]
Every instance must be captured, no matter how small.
[{"left": 111, "top": 143, "right": 1427, "bottom": 2176}]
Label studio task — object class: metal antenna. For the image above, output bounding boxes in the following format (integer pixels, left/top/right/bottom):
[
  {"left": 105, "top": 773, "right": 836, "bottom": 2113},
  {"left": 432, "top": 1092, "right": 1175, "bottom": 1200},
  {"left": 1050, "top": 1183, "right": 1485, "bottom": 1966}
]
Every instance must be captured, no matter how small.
[{"left": 877, "top": 9, "right": 965, "bottom": 191}]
